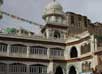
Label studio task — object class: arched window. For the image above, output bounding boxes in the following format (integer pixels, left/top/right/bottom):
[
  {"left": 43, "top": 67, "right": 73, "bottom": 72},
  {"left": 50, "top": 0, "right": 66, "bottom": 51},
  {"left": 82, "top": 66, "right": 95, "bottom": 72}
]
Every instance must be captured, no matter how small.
[
  {"left": 54, "top": 31, "right": 61, "bottom": 38},
  {"left": 69, "top": 66, "right": 76, "bottom": 74},
  {"left": 82, "top": 63, "right": 85, "bottom": 72},
  {"left": 70, "top": 47, "right": 78, "bottom": 58},
  {"left": 0, "top": 43, "right": 7, "bottom": 52},
  {"left": 89, "top": 62, "right": 91, "bottom": 71},
  {"left": 0, "top": 62, "right": 7, "bottom": 73},
  {"left": 50, "top": 48, "right": 64, "bottom": 56},
  {"left": 85, "top": 61, "right": 88, "bottom": 71},
  {"left": 55, "top": 66, "right": 63, "bottom": 74},
  {"left": 30, "top": 46, "right": 47, "bottom": 55},
  {"left": 81, "top": 43, "right": 91, "bottom": 54},
  {"left": 30, "top": 64, "right": 47, "bottom": 74},
  {"left": 9, "top": 63, "right": 27, "bottom": 73},
  {"left": 82, "top": 61, "right": 91, "bottom": 72},
  {"left": 10, "top": 44, "right": 27, "bottom": 54}
]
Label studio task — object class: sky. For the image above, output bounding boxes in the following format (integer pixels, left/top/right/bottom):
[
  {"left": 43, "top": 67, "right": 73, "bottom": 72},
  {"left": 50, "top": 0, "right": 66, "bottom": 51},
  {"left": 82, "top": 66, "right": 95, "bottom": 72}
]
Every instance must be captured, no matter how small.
[{"left": 0, "top": 0, "right": 102, "bottom": 34}]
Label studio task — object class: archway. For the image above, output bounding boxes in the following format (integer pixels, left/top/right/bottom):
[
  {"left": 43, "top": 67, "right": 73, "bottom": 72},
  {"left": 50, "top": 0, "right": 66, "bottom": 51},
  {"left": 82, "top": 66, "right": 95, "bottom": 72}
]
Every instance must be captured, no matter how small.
[
  {"left": 54, "top": 31, "right": 61, "bottom": 38},
  {"left": 70, "top": 47, "right": 78, "bottom": 58},
  {"left": 69, "top": 66, "right": 76, "bottom": 74},
  {"left": 55, "top": 66, "right": 63, "bottom": 74}
]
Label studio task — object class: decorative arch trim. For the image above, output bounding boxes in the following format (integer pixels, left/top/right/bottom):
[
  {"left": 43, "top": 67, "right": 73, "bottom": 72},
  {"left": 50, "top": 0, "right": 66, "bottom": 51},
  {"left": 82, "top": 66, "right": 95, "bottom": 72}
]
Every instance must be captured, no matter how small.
[
  {"left": 30, "top": 46, "right": 47, "bottom": 49},
  {"left": 30, "top": 64, "right": 47, "bottom": 67},
  {"left": 11, "top": 44, "right": 27, "bottom": 47},
  {"left": 9, "top": 63, "right": 27, "bottom": 66},
  {"left": 55, "top": 66, "right": 63, "bottom": 74},
  {"left": 0, "top": 43, "right": 8, "bottom": 45},
  {"left": 0, "top": 62, "right": 7, "bottom": 65},
  {"left": 68, "top": 65, "right": 77, "bottom": 74},
  {"left": 50, "top": 47, "right": 64, "bottom": 50}
]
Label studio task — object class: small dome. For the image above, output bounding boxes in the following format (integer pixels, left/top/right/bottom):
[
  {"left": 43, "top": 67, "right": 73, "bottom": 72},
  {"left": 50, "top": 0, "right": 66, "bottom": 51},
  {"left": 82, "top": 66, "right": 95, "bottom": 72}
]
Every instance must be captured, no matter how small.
[{"left": 42, "top": 1, "right": 64, "bottom": 19}]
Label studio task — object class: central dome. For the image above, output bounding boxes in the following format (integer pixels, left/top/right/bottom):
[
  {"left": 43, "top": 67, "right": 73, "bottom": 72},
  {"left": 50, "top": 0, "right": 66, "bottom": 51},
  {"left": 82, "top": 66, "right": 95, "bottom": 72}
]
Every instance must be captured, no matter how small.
[
  {"left": 42, "top": 1, "right": 64, "bottom": 19},
  {"left": 46, "top": 1, "right": 63, "bottom": 11}
]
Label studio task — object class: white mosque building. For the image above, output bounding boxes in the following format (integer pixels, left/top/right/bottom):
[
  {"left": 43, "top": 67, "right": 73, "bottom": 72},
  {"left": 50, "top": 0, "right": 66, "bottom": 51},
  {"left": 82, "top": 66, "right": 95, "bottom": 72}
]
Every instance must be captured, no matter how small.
[{"left": 0, "top": 0, "right": 101, "bottom": 74}]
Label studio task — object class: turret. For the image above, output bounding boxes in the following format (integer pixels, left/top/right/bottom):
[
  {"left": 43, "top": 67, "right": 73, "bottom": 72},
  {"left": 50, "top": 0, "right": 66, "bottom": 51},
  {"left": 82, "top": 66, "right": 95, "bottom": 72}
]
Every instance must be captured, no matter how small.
[
  {"left": 42, "top": 0, "right": 65, "bottom": 25},
  {"left": 41, "top": 0, "right": 67, "bottom": 39}
]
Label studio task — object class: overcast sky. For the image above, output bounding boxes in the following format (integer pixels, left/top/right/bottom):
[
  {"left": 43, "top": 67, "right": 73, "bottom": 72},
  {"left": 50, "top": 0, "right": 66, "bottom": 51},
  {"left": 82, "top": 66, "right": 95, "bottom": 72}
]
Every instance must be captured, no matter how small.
[{"left": 0, "top": 0, "right": 102, "bottom": 33}]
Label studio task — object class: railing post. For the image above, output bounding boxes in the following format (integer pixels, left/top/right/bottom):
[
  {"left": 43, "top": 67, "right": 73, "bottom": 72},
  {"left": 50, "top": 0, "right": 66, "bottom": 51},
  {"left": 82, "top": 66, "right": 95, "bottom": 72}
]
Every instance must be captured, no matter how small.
[{"left": 47, "top": 48, "right": 50, "bottom": 58}]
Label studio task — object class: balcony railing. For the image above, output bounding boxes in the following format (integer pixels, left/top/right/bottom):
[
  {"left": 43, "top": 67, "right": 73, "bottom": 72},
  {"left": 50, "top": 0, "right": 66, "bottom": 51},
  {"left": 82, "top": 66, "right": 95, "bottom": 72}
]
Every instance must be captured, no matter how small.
[
  {"left": 0, "top": 52, "right": 7, "bottom": 56},
  {"left": 29, "top": 54, "right": 48, "bottom": 59},
  {"left": 9, "top": 53, "right": 27, "bottom": 58},
  {"left": 0, "top": 33, "right": 65, "bottom": 43},
  {"left": 0, "top": 51, "right": 64, "bottom": 60}
]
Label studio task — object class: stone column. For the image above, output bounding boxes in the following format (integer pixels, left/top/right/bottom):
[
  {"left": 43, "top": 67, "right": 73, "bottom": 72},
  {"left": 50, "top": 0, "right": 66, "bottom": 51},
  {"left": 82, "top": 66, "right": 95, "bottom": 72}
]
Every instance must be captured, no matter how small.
[
  {"left": 47, "top": 48, "right": 50, "bottom": 58},
  {"left": 6, "top": 63, "right": 9, "bottom": 74},
  {"left": 26, "top": 64, "right": 29, "bottom": 74},
  {"left": 7, "top": 44, "right": 10, "bottom": 56},
  {"left": 91, "top": 35, "right": 98, "bottom": 70},
  {"left": 27, "top": 46, "right": 30, "bottom": 57},
  {"left": 47, "top": 61, "right": 54, "bottom": 74}
]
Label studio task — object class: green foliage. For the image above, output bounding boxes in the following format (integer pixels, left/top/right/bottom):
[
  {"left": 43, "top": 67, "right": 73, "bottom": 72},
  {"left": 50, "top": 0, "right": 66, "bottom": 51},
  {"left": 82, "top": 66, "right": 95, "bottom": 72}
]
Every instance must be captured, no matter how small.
[
  {"left": 4, "top": 28, "right": 16, "bottom": 34},
  {"left": 95, "top": 35, "right": 102, "bottom": 40}
]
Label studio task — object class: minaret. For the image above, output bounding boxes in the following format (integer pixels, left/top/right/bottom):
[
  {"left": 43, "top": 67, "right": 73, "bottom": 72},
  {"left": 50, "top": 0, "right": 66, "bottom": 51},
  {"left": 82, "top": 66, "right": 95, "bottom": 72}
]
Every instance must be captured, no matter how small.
[
  {"left": 41, "top": 0, "right": 67, "bottom": 39},
  {"left": 0, "top": 0, "right": 3, "bottom": 19}
]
